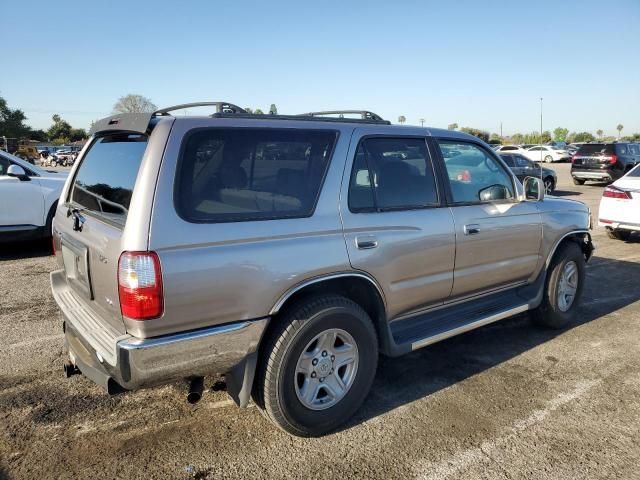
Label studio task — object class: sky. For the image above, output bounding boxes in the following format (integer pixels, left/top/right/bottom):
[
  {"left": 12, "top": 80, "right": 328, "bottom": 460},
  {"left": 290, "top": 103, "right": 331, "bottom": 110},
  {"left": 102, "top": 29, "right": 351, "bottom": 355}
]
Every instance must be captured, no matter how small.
[{"left": 3, "top": 0, "right": 639, "bottom": 137}]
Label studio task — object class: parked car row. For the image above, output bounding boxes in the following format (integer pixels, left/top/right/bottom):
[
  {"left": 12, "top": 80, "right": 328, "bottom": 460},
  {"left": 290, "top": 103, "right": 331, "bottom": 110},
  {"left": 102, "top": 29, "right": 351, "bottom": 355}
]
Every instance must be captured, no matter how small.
[
  {"left": 571, "top": 142, "right": 640, "bottom": 185},
  {"left": 493, "top": 144, "right": 571, "bottom": 163}
]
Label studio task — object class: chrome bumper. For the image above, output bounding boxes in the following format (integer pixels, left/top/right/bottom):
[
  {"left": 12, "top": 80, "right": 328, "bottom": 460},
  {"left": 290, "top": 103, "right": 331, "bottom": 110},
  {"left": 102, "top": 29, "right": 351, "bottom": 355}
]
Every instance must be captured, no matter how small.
[
  {"left": 572, "top": 171, "right": 612, "bottom": 180},
  {"left": 52, "top": 271, "right": 268, "bottom": 392}
]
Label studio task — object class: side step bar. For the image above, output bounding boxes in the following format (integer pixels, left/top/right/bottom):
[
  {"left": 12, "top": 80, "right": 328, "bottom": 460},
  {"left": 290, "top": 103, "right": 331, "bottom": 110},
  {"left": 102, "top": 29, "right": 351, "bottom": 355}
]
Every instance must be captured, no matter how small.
[{"left": 409, "top": 304, "right": 528, "bottom": 350}]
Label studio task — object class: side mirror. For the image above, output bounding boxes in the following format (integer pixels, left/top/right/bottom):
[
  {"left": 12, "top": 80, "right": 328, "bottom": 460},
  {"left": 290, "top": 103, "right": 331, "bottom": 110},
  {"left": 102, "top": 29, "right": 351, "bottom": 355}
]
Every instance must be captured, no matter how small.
[
  {"left": 523, "top": 176, "right": 544, "bottom": 201},
  {"left": 7, "top": 164, "right": 30, "bottom": 181}
]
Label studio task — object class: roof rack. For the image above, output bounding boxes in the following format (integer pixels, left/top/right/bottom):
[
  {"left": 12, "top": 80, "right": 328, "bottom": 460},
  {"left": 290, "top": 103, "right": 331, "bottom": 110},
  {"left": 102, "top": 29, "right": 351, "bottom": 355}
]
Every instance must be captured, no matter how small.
[
  {"left": 301, "top": 110, "right": 386, "bottom": 122},
  {"left": 154, "top": 102, "right": 246, "bottom": 116}
]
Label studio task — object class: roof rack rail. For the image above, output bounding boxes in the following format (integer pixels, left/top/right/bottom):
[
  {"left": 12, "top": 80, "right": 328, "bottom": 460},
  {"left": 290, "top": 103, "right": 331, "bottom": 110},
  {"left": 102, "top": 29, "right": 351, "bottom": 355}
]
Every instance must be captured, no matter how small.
[
  {"left": 301, "top": 110, "right": 386, "bottom": 122},
  {"left": 154, "top": 102, "right": 246, "bottom": 116}
]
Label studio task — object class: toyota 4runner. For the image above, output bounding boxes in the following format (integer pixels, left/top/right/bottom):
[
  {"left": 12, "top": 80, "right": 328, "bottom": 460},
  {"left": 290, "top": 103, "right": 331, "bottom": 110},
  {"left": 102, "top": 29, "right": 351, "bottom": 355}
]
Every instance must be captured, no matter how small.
[{"left": 51, "top": 102, "right": 594, "bottom": 437}]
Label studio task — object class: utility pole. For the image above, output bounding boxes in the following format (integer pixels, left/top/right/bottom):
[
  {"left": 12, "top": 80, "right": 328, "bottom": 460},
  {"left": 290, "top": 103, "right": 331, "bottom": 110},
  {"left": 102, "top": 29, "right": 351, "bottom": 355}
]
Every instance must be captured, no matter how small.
[
  {"left": 540, "top": 97, "right": 544, "bottom": 161},
  {"left": 500, "top": 122, "right": 503, "bottom": 138},
  {"left": 420, "top": 118, "right": 425, "bottom": 127}
]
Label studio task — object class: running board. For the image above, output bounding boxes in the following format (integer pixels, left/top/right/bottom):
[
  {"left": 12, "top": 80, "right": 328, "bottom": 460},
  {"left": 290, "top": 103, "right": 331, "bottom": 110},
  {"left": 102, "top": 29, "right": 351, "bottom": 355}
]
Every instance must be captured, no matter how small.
[
  {"left": 386, "top": 282, "right": 542, "bottom": 357},
  {"left": 409, "top": 304, "right": 528, "bottom": 350}
]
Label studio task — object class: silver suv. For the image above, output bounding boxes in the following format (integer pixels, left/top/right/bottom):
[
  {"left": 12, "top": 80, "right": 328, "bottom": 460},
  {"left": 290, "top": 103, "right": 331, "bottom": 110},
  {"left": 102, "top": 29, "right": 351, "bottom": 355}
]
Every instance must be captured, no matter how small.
[{"left": 51, "top": 102, "right": 594, "bottom": 437}]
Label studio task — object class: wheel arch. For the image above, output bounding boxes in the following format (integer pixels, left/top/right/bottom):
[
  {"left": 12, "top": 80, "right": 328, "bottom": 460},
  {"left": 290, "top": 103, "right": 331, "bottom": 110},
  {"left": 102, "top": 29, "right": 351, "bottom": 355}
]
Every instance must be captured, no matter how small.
[
  {"left": 269, "top": 272, "right": 391, "bottom": 354},
  {"left": 545, "top": 230, "right": 593, "bottom": 268}
]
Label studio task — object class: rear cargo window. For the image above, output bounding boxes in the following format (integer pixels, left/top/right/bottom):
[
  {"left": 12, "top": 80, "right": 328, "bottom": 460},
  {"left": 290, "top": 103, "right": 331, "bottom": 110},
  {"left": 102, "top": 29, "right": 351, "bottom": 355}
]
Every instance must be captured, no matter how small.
[
  {"left": 175, "top": 128, "right": 337, "bottom": 222},
  {"left": 70, "top": 133, "right": 147, "bottom": 225},
  {"left": 576, "top": 144, "right": 614, "bottom": 156}
]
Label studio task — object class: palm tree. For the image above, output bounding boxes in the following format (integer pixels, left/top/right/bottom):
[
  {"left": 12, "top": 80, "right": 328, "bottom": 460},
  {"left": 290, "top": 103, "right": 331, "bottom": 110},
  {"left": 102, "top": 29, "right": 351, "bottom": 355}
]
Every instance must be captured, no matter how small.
[
  {"left": 398, "top": 116, "right": 406, "bottom": 124},
  {"left": 596, "top": 129, "right": 603, "bottom": 139},
  {"left": 617, "top": 124, "right": 624, "bottom": 139}
]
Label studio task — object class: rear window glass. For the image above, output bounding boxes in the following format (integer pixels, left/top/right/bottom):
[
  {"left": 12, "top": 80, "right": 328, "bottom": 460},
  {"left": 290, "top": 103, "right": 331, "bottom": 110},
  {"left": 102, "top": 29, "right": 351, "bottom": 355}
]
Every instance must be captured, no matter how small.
[
  {"left": 576, "top": 144, "right": 614, "bottom": 156},
  {"left": 628, "top": 165, "right": 640, "bottom": 177},
  {"left": 175, "top": 128, "right": 336, "bottom": 222},
  {"left": 70, "top": 133, "right": 147, "bottom": 225}
]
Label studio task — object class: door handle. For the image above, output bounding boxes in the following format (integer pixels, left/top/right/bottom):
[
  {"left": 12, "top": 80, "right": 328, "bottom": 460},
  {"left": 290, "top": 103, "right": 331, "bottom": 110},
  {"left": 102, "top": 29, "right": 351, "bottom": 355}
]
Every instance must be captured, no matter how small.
[
  {"left": 356, "top": 236, "right": 378, "bottom": 249},
  {"left": 464, "top": 224, "right": 481, "bottom": 235}
]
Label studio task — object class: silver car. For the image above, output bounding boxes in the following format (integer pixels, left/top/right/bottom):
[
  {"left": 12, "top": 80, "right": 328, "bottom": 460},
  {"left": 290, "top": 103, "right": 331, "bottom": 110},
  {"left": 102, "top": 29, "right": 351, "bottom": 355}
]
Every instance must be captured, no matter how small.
[{"left": 51, "top": 102, "right": 594, "bottom": 437}]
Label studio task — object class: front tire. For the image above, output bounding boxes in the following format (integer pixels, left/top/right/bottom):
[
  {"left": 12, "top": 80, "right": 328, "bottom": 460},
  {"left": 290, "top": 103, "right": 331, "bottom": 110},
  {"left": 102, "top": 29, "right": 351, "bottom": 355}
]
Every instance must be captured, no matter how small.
[
  {"left": 253, "top": 295, "right": 378, "bottom": 437},
  {"left": 544, "top": 155, "right": 553, "bottom": 163},
  {"left": 531, "top": 242, "right": 585, "bottom": 329},
  {"left": 606, "top": 228, "right": 631, "bottom": 241}
]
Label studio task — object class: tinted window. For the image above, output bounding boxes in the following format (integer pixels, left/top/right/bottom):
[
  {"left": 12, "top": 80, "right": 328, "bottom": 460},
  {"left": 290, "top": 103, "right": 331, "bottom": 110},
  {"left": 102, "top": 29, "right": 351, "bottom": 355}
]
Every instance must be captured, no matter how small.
[
  {"left": 349, "top": 137, "right": 438, "bottom": 212},
  {"left": 616, "top": 144, "right": 628, "bottom": 155},
  {"left": 439, "top": 140, "right": 514, "bottom": 203},
  {"left": 0, "top": 154, "right": 9, "bottom": 175},
  {"left": 176, "top": 128, "right": 336, "bottom": 222},
  {"left": 503, "top": 146, "right": 517, "bottom": 151},
  {"left": 71, "top": 134, "right": 148, "bottom": 225},
  {"left": 627, "top": 165, "right": 640, "bottom": 177},
  {"left": 500, "top": 154, "right": 515, "bottom": 167},
  {"left": 576, "top": 144, "right": 615, "bottom": 156},
  {"left": 514, "top": 155, "right": 531, "bottom": 168}
]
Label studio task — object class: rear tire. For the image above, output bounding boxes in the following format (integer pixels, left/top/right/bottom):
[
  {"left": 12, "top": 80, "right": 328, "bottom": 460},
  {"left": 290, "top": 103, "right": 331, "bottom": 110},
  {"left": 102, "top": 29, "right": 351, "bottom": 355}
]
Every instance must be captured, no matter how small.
[
  {"left": 572, "top": 177, "right": 585, "bottom": 185},
  {"left": 544, "top": 155, "right": 553, "bottom": 163},
  {"left": 606, "top": 228, "right": 631, "bottom": 241},
  {"left": 531, "top": 242, "right": 585, "bottom": 329},
  {"left": 253, "top": 295, "right": 378, "bottom": 437}
]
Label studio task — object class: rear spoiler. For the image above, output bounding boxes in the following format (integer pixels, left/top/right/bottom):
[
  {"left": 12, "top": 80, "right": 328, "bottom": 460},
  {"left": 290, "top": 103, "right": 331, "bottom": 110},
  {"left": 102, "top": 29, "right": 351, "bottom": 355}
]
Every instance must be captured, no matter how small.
[{"left": 89, "top": 113, "right": 154, "bottom": 136}]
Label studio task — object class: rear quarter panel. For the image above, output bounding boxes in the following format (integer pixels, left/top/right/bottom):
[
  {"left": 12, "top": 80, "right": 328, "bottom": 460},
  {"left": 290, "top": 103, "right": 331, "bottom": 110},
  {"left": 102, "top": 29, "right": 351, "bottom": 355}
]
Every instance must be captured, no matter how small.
[{"left": 141, "top": 118, "right": 354, "bottom": 339}]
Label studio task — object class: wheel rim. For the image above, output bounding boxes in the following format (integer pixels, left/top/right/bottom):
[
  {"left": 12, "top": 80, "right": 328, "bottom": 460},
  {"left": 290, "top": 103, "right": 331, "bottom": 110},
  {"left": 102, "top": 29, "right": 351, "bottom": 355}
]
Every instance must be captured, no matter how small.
[
  {"left": 557, "top": 261, "right": 578, "bottom": 312},
  {"left": 544, "top": 179, "right": 553, "bottom": 194},
  {"left": 545, "top": 155, "right": 552, "bottom": 163},
  {"left": 294, "top": 328, "right": 359, "bottom": 411}
]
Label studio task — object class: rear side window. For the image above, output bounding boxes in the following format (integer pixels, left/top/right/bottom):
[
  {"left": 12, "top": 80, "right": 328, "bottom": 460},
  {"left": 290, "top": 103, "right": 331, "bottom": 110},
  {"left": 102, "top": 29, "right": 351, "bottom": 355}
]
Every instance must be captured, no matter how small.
[
  {"left": 348, "top": 137, "right": 438, "bottom": 212},
  {"left": 175, "top": 128, "right": 336, "bottom": 222},
  {"left": 616, "top": 144, "right": 628, "bottom": 155},
  {"left": 70, "top": 133, "right": 148, "bottom": 225},
  {"left": 577, "top": 144, "right": 615, "bottom": 156}
]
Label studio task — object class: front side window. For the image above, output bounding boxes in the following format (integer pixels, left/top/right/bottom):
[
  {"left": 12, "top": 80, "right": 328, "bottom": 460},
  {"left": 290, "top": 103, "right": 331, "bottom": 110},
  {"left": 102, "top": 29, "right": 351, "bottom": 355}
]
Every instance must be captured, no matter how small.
[
  {"left": 348, "top": 137, "right": 438, "bottom": 212},
  {"left": 176, "top": 128, "right": 336, "bottom": 222},
  {"left": 438, "top": 140, "right": 514, "bottom": 203},
  {"left": 71, "top": 133, "right": 148, "bottom": 225},
  {"left": 514, "top": 155, "right": 531, "bottom": 168}
]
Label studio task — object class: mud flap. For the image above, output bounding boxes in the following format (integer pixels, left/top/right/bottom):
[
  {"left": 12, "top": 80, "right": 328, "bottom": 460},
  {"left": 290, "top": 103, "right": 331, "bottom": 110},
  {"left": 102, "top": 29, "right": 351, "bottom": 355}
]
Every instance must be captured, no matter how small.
[{"left": 225, "top": 351, "right": 258, "bottom": 408}]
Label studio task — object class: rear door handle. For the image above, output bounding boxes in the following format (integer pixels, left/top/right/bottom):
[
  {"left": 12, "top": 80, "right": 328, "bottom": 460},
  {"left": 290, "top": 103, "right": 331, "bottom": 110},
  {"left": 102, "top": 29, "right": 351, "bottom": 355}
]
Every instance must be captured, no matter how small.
[
  {"left": 464, "top": 224, "right": 481, "bottom": 235},
  {"left": 356, "top": 236, "right": 378, "bottom": 249}
]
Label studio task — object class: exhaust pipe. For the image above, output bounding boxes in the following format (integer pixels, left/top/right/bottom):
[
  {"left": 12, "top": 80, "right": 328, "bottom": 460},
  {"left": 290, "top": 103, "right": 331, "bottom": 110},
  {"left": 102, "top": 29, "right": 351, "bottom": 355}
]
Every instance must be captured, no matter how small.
[{"left": 187, "top": 377, "right": 204, "bottom": 404}]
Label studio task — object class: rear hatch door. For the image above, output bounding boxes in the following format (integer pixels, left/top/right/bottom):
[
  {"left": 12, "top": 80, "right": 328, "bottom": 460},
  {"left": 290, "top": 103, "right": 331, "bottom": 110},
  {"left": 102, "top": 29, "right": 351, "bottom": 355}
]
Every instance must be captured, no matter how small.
[
  {"left": 572, "top": 143, "right": 614, "bottom": 170},
  {"left": 54, "top": 133, "right": 150, "bottom": 335}
]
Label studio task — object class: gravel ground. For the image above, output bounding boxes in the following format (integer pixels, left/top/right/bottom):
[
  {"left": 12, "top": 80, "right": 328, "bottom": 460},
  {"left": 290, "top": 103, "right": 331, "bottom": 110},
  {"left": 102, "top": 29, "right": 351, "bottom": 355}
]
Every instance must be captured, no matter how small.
[{"left": 1, "top": 163, "right": 639, "bottom": 480}]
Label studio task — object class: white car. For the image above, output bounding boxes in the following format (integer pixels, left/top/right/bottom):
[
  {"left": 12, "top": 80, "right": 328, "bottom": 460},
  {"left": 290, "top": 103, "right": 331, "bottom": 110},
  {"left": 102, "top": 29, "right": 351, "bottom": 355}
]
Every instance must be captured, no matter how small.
[
  {"left": 0, "top": 150, "right": 68, "bottom": 242},
  {"left": 523, "top": 145, "right": 571, "bottom": 163},
  {"left": 598, "top": 164, "right": 640, "bottom": 241},
  {"left": 493, "top": 145, "right": 527, "bottom": 154}
]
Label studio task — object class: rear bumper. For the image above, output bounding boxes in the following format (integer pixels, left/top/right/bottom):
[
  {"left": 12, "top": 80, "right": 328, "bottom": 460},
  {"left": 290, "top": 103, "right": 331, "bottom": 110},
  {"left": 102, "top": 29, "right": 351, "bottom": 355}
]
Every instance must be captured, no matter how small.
[
  {"left": 599, "top": 220, "right": 640, "bottom": 232},
  {"left": 571, "top": 170, "right": 613, "bottom": 181},
  {"left": 52, "top": 270, "right": 269, "bottom": 392}
]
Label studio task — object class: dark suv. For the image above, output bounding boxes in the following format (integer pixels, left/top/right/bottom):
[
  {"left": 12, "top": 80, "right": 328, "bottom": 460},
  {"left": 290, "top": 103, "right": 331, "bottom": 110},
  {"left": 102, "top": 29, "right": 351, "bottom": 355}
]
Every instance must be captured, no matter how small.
[{"left": 571, "top": 143, "right": 640, "bottom": 185}]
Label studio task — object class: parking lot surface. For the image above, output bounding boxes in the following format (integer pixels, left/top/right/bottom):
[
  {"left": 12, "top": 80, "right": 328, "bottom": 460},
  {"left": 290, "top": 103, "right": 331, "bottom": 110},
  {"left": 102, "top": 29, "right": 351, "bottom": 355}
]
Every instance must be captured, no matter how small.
[{"left": 1, "top": 163, "right": 639, "bottom": 480}]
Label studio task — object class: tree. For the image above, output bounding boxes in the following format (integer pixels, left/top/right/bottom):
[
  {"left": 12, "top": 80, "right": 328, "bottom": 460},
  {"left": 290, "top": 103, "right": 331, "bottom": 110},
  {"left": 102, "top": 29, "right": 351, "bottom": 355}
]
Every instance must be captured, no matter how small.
[
  {"left": 569, "top": 131, "right": 595, "bottom": 143},
  {"left": 398, "top": 115, "right": 406, "bottom": 124},
  {"left": 488, "top": 133, "right": 502, "bottom": 145},
  {"left": 616, "top": 124, "right": 624, "bottom": 139},
  {"left": 460, "top": 127, "right": 490, "bottom": 142},
  {"left": 113, "top": 94, "right": 157, "bottom": 114},
  {"left": 269, "top": 104, "right": 278, "bottom": 115},
  {"left": 254, "top": 109, "right": 264, "bottom": 115},
  {"left": 70, "top": 128, "right": 88, "bottom": 141},
  {"left": 244, "top": 107, "right": 254, "bottom": 114},
  {"left": 596, "top": 129, "right": 603, "bottom": 139},
  {"left": 0, "top": 95, "right": 32, "bottom": 138},
  {"left": 47, "top": 114, "right": 72, "bottom": 142},
  {"left": 553, "top": 127, "right": 569, "bottom": 142},
  {"left": 511, "top": 133, "right": 524, "bottom": 144},
  {"left": 447, "top": 123, "right": 458, "bottom": 130}
]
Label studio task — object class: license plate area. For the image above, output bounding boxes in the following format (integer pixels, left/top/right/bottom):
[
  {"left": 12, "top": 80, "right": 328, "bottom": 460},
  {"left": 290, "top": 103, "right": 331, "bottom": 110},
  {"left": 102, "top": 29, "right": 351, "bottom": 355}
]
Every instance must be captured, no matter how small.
[{"left": 61, "top": 236, "right": 93, "bottom": 300}]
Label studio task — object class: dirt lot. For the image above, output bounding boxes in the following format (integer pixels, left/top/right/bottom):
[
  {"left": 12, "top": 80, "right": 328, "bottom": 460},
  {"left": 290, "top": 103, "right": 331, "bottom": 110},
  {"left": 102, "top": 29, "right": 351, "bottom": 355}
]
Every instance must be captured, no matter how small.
[{"left": 1, "top": 163, "right": 639, "bottom": 480}]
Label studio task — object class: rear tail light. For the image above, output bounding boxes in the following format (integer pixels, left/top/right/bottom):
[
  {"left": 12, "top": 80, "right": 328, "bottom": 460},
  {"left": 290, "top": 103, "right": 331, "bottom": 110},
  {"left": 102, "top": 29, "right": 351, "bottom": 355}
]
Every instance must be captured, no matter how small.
[
  {"left": 118, "top": 251, "right": 163, "bottom": 320},
  {"left": 602, "top": 186, "right": 632, "bottom": 200},
  {"left": 607, "top": 154, "right": 618, "bottom": 165},
  {"left": 571, "top": 155, "right": 577, "bottom": 164}
]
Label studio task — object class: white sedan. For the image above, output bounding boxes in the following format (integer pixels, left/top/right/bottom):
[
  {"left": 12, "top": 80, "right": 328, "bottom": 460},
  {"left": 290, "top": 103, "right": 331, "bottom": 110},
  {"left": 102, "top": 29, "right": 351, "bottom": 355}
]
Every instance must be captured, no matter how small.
[
  {"left": 598, "top": 164, "right": 640, "bottom": 241},
  {"left": 0, "top": 150, "right": 68, "bottom": 243},
  {"left": 523, "top": 145, "right": 572, "bottom": 163}
]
